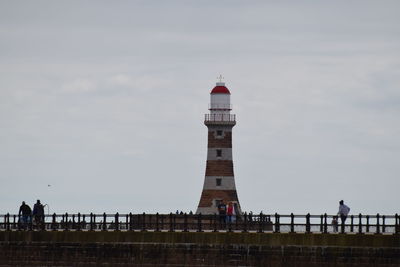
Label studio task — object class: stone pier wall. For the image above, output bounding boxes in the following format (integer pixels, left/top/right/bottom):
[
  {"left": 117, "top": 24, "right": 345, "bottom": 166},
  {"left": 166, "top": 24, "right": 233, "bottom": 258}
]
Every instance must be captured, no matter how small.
[{"left": 0, "top": 231, "right": 399, "bottom": 266}]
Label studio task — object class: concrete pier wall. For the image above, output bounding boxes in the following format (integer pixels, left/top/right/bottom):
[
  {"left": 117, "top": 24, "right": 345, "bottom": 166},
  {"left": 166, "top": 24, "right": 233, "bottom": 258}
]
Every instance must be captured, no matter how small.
[{"left": 1, "top": 231, "right": 399, "bottom": 266}]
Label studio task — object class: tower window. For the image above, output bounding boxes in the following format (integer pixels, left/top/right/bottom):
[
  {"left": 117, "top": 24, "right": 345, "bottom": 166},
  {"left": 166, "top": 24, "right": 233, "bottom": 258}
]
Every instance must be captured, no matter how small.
[
  {"left": 216, "top": 130, "right": 223, "bottom": 136},
  {"left": 216, "top": 178, "right": 222, "bottom": 186},
  {"left": 216, "top": 149, "right": 222, "bottom": 157}
]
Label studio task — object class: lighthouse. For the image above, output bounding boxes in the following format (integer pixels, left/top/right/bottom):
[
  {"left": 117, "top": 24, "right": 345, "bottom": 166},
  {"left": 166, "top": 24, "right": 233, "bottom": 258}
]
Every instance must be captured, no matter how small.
[{"left": 196, "top": 79, "right": 242, "bottom": 215}]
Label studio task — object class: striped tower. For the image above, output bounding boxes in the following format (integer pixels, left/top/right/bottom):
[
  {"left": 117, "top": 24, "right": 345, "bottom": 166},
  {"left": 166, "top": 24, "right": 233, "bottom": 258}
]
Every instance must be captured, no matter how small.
[{"left": 196, "top": 80, "right": 241, "bottom": 215}]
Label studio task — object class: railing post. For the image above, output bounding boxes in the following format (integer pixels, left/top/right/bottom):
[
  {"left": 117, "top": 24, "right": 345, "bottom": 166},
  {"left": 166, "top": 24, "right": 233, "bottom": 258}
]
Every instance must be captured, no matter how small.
[
  {"left": 306, "top": 213, "right": 311, "bottom": 233},
  {"left": 125, "top": 214, "right": 128, "bottom": 230},
  {"left": 129, "top": 213, "right": 133, "bottom": 231},
  {"left": 235, "top": 213, "right": 238, "bottom": 231},
  {"left": 13, "top": 215, "right": 16, "bottom": 230},
  {"left": 243, "top": 212, "right": 248, "bottom": 233},
  {"left": 290, "top": 213, "right": 295, "bottom": 233},
  {"left": 141, "top": 212, "right": 146, "bottom": 232},
  {"left": 43, "top": 214, "right": 47, "bottom": 231},
  {"left": 129, "top": 212, "right": 133, "bottom": 231},
  {"left": 61, "top": 215, "right": 64, "bottom": 229},
  {"left": 115, "top": 213, "right": 119, "bottom": 231},
  {"left": 320, "top": 215, "right": 323, "bottom": 233},
  {"left": 89, "top": 213, "right": 93, "bottom": 231},
  {"left": 17, "top": 214, "right": 21, "bottom": 231},
  {"left": 169, "top": 213, "right": 174, "bottom": 232},
  {"left": 213, "top": 213, "right": 218, "bottom": 232},
  {"left": 396, "top": 214, "right": 399, "bottom": 234},
  {"left": 358, "top": 213, "right": 362, "bottom": 234},
  {"left": 93, "top": 213, "right": 97, "bottom": 230},
  {"left": 258, "top": 212, "right": 263, "bottom": 233},
  {"left": 65, "top": 213, "right": 69, "bottom": 231},
  {"left": 350, "top": 215, "right": 354, "bottom": 233},
  {"left": 183, "top": 213, "right": 188, "bottom": 232},
  {"left": 154, "top": 213, "right": 159, "bottom": 232},
  {"left": 148, "top": 213, "right": 152, "bottom": 230},
  {"left": 274, "top": 213, "right": 280, "bottom": 233},
  {"left": 6, "top": 213, "right": 10, "bottom": 231},
  {"left": 82, "top": 214, "right": 86, "bottom": 230},
  {"left": 161, "top": 214, "right": 165, "bottom": 231},
  {"left": 366, "top": 215, "right": 370, "bottom": 233},
  {"left": 77, "top": 213, "right": 81, "bottom": 231},
  {"left": 72, "top": 214, "right": 76, "bottom": 230},
  {"left": 323, "top": 213, "right": 328, "bottom": 234},
  {"left": 197, "top": 213, "right": 203, "bottom": 232},
  {"left": 102, "top": 213, "right": 107, "bottom": 231},
  {"left": 382, "top": 215, "right": 386, "bottom": 233},
  {"left": 173, "top": 214, "right": 177, "bottom": 231},
  {"left": 375, "top": 213, "right": 380, "bottom": 234},
  {"left": 52, "top": 213, "right": 56, "bottom": 231}
]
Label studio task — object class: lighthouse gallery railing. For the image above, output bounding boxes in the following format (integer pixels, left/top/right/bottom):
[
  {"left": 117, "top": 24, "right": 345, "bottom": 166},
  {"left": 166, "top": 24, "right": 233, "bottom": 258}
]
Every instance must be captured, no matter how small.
[{"left": 205, "top": 114, "right": 236, "bottom": 122}]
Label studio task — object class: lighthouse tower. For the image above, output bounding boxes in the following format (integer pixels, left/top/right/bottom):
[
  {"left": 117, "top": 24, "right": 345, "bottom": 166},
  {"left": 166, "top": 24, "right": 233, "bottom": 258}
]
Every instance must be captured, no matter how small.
[{"left": 196, "top": 79, "right": 242, "bottom": 215}]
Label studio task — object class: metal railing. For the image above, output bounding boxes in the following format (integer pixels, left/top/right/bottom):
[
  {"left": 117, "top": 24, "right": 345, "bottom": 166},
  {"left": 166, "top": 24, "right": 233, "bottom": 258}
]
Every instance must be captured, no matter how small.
[
  {"left": 1, "top": 213, "right": 399, "bottom": 234},
  {"left": 204, "top": 114, "right": 236, "bottom": 123}
]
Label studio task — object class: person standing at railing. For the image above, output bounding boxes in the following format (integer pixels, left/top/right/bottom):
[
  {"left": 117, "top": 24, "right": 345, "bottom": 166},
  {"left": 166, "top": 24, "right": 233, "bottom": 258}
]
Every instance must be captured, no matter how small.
[
  {"left": 32, "top": 199, "right": 45, "bottom": 228},
  {"left": 337, "top": 200, "right": 350, "bottom": 224},
  {"left": 18, "top": 201, "right": 32, "bottom": 229},
  {"left": 218, "top": 201, "right": 227, "bottom": 225},
  {"left": 227, "top": 202, "right": 236, "bottom": 223}
]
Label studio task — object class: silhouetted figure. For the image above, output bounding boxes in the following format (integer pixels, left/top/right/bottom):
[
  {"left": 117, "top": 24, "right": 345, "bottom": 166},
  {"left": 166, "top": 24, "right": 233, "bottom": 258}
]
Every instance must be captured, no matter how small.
[
  {"left": 18, "top": 201, "right": 32, "bottom": 230},
  {"left": 32, "top": 200, "right": 44, "bottom": 229}
]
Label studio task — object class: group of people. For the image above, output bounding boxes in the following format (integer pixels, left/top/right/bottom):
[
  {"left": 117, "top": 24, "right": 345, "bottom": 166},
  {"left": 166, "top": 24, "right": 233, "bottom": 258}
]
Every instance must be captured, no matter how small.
[
  {"left": 18, "top": 200, "right": 45, "bottom": 229},
  {"left": 217, "top": 201, "right": 239, "bottom": 224}
]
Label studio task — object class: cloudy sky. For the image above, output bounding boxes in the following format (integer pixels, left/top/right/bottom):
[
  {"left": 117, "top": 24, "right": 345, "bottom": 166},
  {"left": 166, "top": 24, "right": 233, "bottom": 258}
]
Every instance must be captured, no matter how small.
[{"left": 1, "top": 1, "right": 399, "bottom": 215}]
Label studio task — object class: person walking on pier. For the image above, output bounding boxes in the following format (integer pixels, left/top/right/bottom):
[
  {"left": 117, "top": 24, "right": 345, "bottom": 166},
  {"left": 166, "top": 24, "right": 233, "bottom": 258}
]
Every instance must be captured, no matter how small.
[
  {"left": 18, "top": 201, "right": 32, "bottom": 229},
  {"left": 337, "top": 200, "right": 350, "bottom": 224}
]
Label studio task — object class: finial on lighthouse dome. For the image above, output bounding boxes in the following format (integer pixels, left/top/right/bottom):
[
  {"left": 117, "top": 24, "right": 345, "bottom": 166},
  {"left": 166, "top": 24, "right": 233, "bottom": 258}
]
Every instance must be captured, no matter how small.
[{"left": 211, "top": 74, "right": 231, "bottom": 94}]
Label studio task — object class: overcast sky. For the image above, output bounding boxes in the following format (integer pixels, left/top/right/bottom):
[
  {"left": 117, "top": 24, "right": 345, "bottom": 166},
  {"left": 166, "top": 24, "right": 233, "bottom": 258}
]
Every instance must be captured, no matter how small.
[{"left": 1, "top": 1, "right": 399, "bottom": 215}]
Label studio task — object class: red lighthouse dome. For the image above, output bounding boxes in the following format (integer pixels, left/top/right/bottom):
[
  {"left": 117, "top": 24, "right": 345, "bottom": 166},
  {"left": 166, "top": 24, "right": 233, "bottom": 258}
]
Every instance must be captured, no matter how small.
[{"left": 211, "top": 82, "right": 231, "bottom": 94}]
